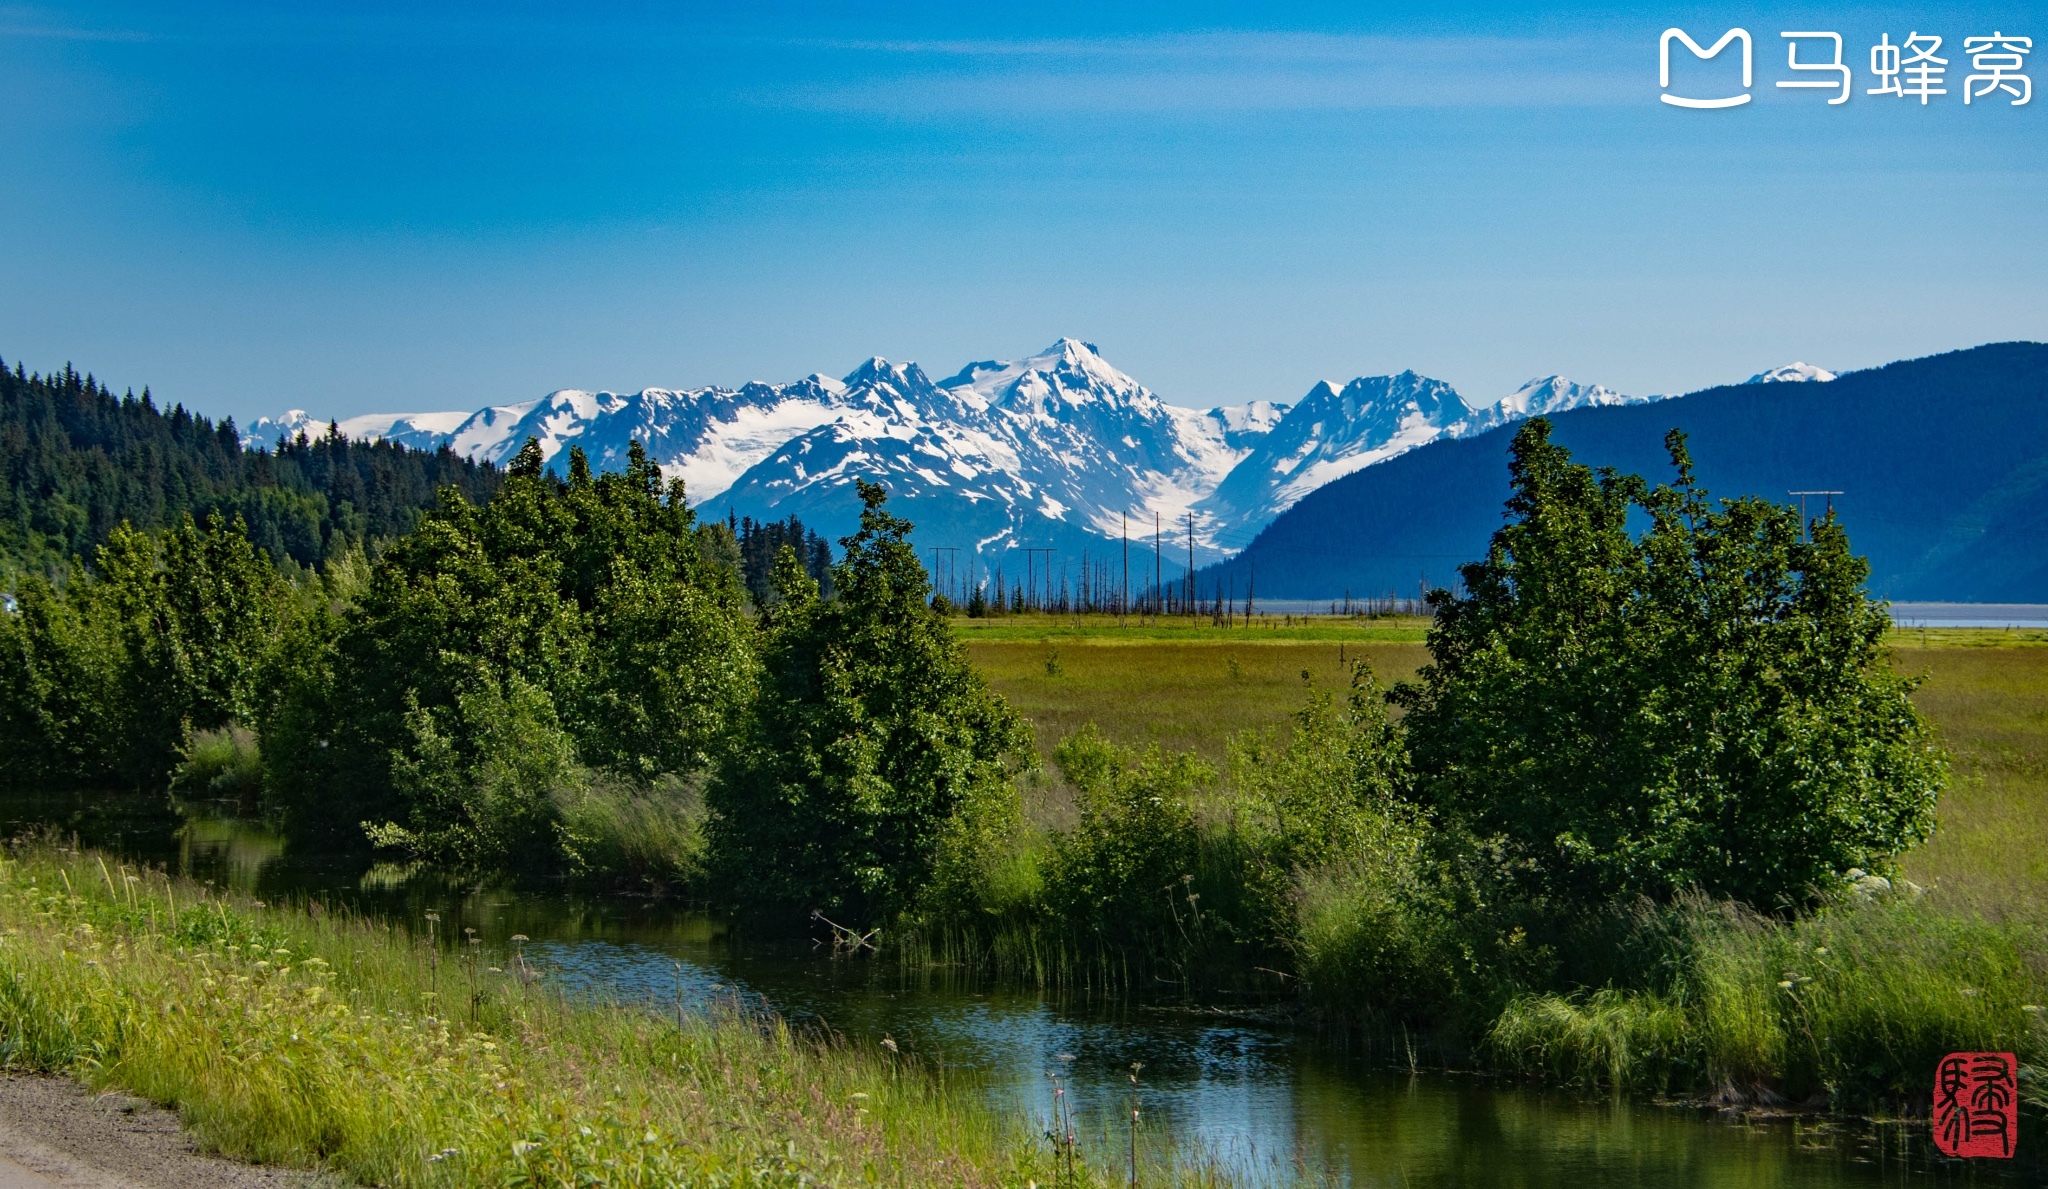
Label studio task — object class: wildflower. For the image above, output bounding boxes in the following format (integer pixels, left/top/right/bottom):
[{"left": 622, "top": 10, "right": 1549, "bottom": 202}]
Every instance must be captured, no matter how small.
[{"left": 1777, "top": 980, "right": 1795, "bottom": 990}]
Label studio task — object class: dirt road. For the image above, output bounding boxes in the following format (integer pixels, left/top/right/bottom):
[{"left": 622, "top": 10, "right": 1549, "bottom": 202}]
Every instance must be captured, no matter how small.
[{"left": 0, "top": 1075, "right": 336, "bottom": 1188}]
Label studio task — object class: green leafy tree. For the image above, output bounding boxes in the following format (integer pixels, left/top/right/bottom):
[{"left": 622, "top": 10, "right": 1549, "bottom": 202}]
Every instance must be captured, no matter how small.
[
  {"left": 0, "top": 576, "right": 123, "bottom": 787},
  {"left": 707, "top": 481, "right": 1030, "bottom": 922},
  {"left": 268, "top": 438, "right": 754, "bottom": 856},
  {"left": 0, "top": 513, "right": 289, "bottom": 788},
  {"left": 1394, "top": 419, "right": 1947, "bottom": 911},
  {"left": 97, "top": 515, "right": 293, "bottom": 781}
]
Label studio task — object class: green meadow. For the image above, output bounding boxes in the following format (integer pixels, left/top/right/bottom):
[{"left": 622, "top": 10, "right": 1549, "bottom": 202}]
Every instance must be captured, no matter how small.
[{"left": 966, "top": 618, "right": 2048, "bottom": 916}]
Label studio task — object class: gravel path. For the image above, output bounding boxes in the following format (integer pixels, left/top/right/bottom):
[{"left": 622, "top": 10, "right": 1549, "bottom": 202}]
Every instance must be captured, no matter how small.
[{"left": 0, "top": 1075, "right": 339, "bottom": 1189}]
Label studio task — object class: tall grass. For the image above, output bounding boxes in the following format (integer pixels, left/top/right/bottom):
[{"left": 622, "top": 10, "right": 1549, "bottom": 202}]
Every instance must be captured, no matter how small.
[
  {"left": 1487, "top": 892, "right": 2048, "bottom": 1114},
  {"left": 0, "top": 842, "right": 1153, "bottom": 1187},
  {"left": 554, "top": 774, "right": 707, "bottom": 892},
  {"left": 172, "top": 723, "right": 263, "bottom": 801}
]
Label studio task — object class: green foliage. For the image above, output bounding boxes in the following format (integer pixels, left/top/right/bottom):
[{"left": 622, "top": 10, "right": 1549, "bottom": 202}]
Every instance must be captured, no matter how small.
[
  {"left": 366, "top": 674, "right": 582, "bottom": 870},
  {"left": 0, "top": 357, "right": 498, "bottom": 577},
  {"left": 1396, "top": 419, "right": 1948, "bottom": 912},
  {"left": 707, "top": 482, "right": 1031, "bottom": 922},
  {"left": 732, "top": 512, "right": 835, "bottom": 607},
  {"left": 1488, "top": 891, "right": 2048, "bottom": 1111},
  {"left": 0, "top": 575, "right": 123, "bottom": 787},
  {"left": 555, "top": 774, "right": 708, "bottom": 891},
  {"left": 0, "top": 513, "right": 291, "bottom": 788},
  {"left": 1041, "top": 728, "right": 1211, "bottom": 952},
  {"left": 173, "top": 723, "right": 264, "bottom": 801},
  {"left": 274, "top": 439, "right": 755, "bottom": 866}
]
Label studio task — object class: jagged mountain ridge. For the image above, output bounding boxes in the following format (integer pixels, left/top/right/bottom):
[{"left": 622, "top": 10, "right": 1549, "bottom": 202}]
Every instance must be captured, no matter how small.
[{"left": 249, "top": 339, "right": 1677, "bottom": 568}]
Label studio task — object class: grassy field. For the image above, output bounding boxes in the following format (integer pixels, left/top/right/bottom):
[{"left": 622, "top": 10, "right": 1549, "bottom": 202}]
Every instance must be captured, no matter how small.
[
  {"left": 959, "top": 614, "right": 1430, "bottom": 766},
  {"left": 967, "top": 618, "right": 2048, "bottom": 913},
  {"left": 1888, "top": 633, "right": 2048, "bottom": 908}
]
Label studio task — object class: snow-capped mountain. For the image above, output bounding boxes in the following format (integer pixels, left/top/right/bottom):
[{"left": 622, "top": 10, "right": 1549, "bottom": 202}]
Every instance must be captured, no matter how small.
[
  {"left": 1449, "top": 375, "right": 1642, "bottom": 437},
  {"left": 715, "top": 340, "right": 1286, "bottom": 567},
  {"left": 1195, "top": 372, "right": 1470, "bottom": 545},
  {"left": 1746, "top": 362, "right": 1836, "bottom": 384},
  {"left": 244, "top": 409, "right": 470, "bottom": 451},
  {"left": 250, "top": 340, "right": 1681, "bottom": 573}
]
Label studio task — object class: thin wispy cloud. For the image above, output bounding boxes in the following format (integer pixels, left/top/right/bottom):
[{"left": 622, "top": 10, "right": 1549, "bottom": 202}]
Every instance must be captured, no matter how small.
[
  {"left": 756, "top": 30, "right": 1635, "bottom": 114},
  {"left": 0, "top": 4, "right": 147, "bottom": 41}
]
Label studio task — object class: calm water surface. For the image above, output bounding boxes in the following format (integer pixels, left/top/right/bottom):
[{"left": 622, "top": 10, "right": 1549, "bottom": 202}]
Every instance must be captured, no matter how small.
[{"left": 5, "top": 788, "right": 2031, "bottom": 1187}]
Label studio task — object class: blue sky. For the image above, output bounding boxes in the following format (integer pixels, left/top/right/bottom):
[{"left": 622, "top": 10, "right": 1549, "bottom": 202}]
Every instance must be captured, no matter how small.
[{"left": 2, "top": 1, "right": 2043, "bottom": 422}]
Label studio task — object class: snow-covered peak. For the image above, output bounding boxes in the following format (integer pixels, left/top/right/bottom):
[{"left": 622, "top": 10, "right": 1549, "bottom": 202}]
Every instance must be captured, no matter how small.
[
  {"left": 242, "top": 409, "right": 319, "bottom": 446},
  {"left": 1206, "top": 398, "right": 1291, "bottom": 441},
  {"left": 241, "top": 408, "right": 470, "bottom": 451},
  {"left": 842, "top": 357, "right": 935, "bottom": 394},
  {"left": 1746, "top": 362, "right": 1836, "bottom": 384},
  {"left": 246, "top": 341, "right": 1665, "bottom": 572},
  {"left": 940, "top": 338, "right": 1152, "bottom": 414},
  {"left": 1450, "top": 375, "right": 1640, "bottom": 437}
]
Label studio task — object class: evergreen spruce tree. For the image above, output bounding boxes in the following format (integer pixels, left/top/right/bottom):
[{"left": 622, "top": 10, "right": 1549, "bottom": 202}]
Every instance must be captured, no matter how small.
[{"left": 707, "top": 481, "right": 1029, "bottom": 922}]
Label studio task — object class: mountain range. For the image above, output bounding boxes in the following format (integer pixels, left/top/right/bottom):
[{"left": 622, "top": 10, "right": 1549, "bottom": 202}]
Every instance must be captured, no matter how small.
[
  {"left": 254, "top": 339, "right": 1828, "bottom": 576},
  {"left": 1196, "top": 342, "right": 2048, "bottom": 604}
]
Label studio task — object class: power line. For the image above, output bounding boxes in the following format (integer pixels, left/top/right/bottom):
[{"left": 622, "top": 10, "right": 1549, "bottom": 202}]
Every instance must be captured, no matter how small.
[{"left": 1788, "top": 490, "right": 1845, "bottom": 541}]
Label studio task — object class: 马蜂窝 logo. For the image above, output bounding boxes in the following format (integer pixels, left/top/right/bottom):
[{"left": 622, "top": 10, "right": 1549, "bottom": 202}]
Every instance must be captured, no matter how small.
[
  {"left": 1660, "top": 25, "right": 2030, "bottom": 107},
  {"left": 1661, "top": 27, "right": 1753, "bottom": 107}
]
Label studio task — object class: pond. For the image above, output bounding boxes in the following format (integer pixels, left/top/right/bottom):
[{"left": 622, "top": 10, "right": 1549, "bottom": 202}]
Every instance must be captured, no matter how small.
[{"left": 4, "top": 787, "right": 2029, "bottom": 1187}]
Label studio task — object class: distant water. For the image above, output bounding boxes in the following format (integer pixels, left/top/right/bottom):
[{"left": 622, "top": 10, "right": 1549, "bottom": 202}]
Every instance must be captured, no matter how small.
[{"left": 1890, "top": 603, "right": 2048, "bottom": 629}]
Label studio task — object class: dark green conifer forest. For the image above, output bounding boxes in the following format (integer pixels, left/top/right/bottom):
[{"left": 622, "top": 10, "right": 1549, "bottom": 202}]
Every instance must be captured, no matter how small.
[{"left": 0, "top": 357, "right": 500, "bottom": 579}]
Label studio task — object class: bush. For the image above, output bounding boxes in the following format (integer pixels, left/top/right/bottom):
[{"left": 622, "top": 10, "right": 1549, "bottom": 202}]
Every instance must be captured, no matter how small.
[
  {"left": 1041, "top": 728, "right": 1213, "bottom": 958},
  {"left": 1397, "top": 419, "right": 1948, "bottom": 912},
  {"left": 173, "top": 723, "right": 263, "bottom": 801},
  {"left": 363, "top": 673, "right": 581, "bottom": 872}
]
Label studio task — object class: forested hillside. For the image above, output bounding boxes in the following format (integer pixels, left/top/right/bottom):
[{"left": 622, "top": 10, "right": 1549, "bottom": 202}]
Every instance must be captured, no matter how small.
[
  {"left": 1199, "top": 342, "right": 2048, "bottom": 602},
  {"left": 0, "top": 357, "right": 500, "bottom": 578}
]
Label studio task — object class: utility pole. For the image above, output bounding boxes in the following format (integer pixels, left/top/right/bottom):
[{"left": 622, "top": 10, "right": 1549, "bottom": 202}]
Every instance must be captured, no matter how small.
[
  {"left": 1788, "top": 490, "right": 1844, "bottom": 541},
  {"left": 1153, "top": 511, "right": 1162, "bottom": 616},
  {"left": 1185, "top": 511, "right": 1195, "bottom": 618},
  {"left": 1022, "top": 548, "right": 1055, "bottom": 610},
  {"left": 1121, "top": 512, "right": 1130, "bottom": 619}
]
